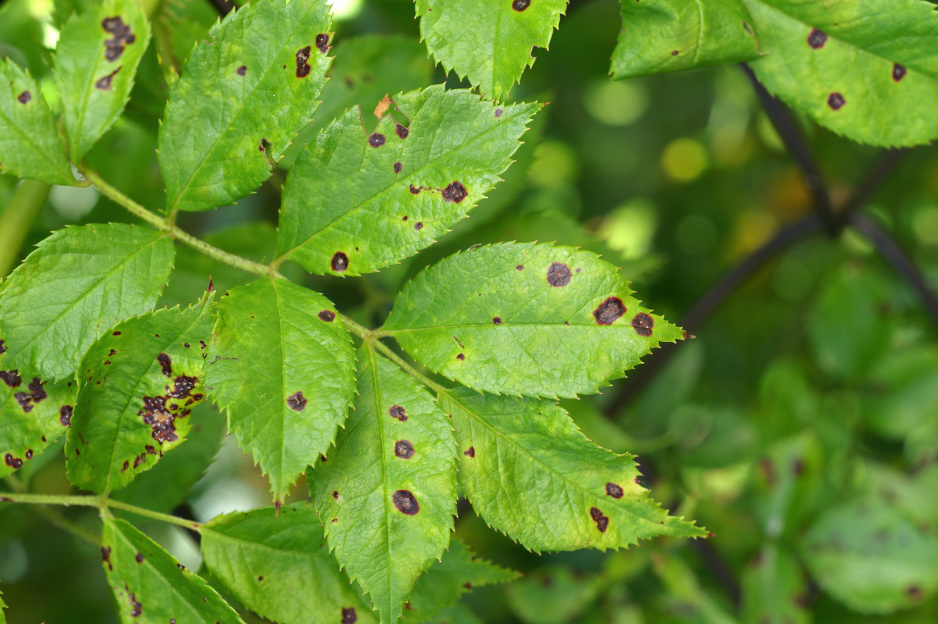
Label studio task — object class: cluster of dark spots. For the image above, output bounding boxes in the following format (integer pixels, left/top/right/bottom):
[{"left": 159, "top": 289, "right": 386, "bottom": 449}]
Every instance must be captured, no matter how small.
[
  {"left": 389, "top": 405, "right": 407, "bottom": 421},
  {"left": 414, "top": 222, "right": 423, "bottom": 231},
  {"left": 102, "top": 546, "right": 113, "bottom": 570},
  {"left": 17, "top": 91, "right": 30, "bottom": 104},
  {"left": 101, "top": 16, "right": 135, "bottom": 61},
  {"left": 546, "top": 262, "right": 572, "bottom": 287},
  {"left": 807, "top": 28, "right": 827, "bottom": 49},
  {"left": 342, "top": 607, "right": 358, "bottom": 623},
  {"left": 4, "top": 454, "right": 23, "bottom": 469},
  {"left": 893, "top": 63, "right": 907, "bottom": 81},
  {"left": 135, "top": 552, "right": 144, "bottom": 563},
  {"left": 28, "top": 378, "right": 46, "bottom": 400},
  {"left": 396, "top": 123, "right": 409, "bottom": 139},
  {"left": 442, "top": 181, "right": 467, "bottom": 203},
  {"left": 368, "top": 132, "right": 386, "bottom": 148},
  {"left": 237, "top": 65, "right": 247, "bottom": 76},
  {"left": 129, "top": 592, "right": 142, "bottom": 617},
  {"left": 395, "top": 440, "right": 415, "bottom": 459},
  {"left": 393, "top": 490, "right": 420, "bottom": 515},
  {"left": 140, "top": 396, "right": 181, "bottom": 443},
  {"left": 493, "top": 317, "right": 502, "bottom": 324},
  {"left": 394, "top": 161, "right": 403, "bottom": 174},
  {"left": 95, "top": 66, "right": 122, "bottom": 90},
  {"left": 631, "top": 312, "right": 654, "bottom": 336},
  {"left": 464, "top": 446, "right": 475, "bottom": 458},
  {"left": 14, "top": 377, "right": 48, "bottom": 413},
  {"left": 315, "top": 33, "right": 330, "bottom": 54},
  {"left": 828, "top": 92, "right": 845, "bottom": 110},
  {"left": 287, "top": 391, "right": 308, "bottom": 412},
  {"left": 318, "top": 310, "right": 336, "bottom": 322},
  {"left": 456, "top": 353, "right": 465, "bottom": 361},
  {"left": 296, "top": 46, "right": 313, "bottom": 78},
  {"left": 167, "top": 375, "right": 197, "bottom": 400},
  {"left": 331, "top": 251, "right": 349, "bottom": 272},
  {"left": 200, "top": 340, "right": 207, "bottom": 350},
  {"left": 590, "top": 507, "right": 609, "bottom": 532},
  {"left": 593, "top": 297, "right": 626, "bottom": 326},
  {"left": 0, "top": 370, "right": 20, "bottom": 387},
  {"left": 495, "top": 108, "right": 504, "bottom": 118},
  {"left": 409, "top": 184, "right": 420, "bottom": 194},
  {"left": 606, "top": 482, "right": 624, "bottom": 498},
  {"left": 157, "top": 353, "right": 172, "bottom": 377},
  {"left": 512, "top": 0, "right": 530, "bottom": 11}
]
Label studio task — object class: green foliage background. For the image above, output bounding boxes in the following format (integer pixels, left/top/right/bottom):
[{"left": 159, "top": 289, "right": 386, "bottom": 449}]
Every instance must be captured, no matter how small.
[{"left": 2, "top": 0, "right": 938, "bottom": 622}]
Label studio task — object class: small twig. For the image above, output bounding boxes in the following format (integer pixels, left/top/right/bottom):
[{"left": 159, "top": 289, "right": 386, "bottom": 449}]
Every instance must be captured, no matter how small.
[
  {"left": 691, "top": 539, "right": 742, "bottom": 609},
  {"left": 834, "top": 149, "right": 908, "bottom": 231}
]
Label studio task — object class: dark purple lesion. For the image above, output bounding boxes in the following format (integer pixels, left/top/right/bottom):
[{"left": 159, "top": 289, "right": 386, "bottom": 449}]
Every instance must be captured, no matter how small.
[{"left": 101, "top": 16, "right": 136, "bottom": 62}]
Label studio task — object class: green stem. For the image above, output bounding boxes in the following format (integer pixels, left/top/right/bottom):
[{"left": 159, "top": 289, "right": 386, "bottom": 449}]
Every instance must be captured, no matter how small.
[
  {"left": 0, "top": 180, "right": 51, "bottom": 277},
  {"left": 341, "top": 314, "right": 375, "bottom": 341},
  {"left": 370, "top": 338, "right": 450, "bottom": 396},
  {"left": 103, "top": 499, "right": 203, "bottom": 531},
  {"left": 81, "top": 168, "right": 284, "bottom": 280},
  {"left": 0, "top": 491, "right": 202, "bottom": 531},
  {"left": 2, "top": 479, "right": 101, "bottom": 546}
]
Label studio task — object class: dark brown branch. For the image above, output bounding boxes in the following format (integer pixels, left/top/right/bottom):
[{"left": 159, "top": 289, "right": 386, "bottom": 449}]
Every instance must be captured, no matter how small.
[
  {"left": 206, "top": 0, "right": 236, "bottom": 17},
  {"left": 834, "top": 149, "right": 908, "bottom": 230}
]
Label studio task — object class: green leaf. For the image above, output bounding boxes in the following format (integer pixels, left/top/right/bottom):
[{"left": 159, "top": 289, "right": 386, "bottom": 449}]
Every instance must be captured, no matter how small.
[
  {"left": 743, "top": 0, "right": 938, "bottom": 147},
  {"left": 0, "top": 224, "right": 175, "bottom": 381},
  {"left": 0, "top": 368, "right": 75, "bottom": 479},
  {"left": 310, "top": 345, "right": 457, "bottom": 623},
  {"left": 424, "top": 604, "right": 483, "bottom": 624},
  {"left": 0, "top": 585, "right": 5, "bottom": 624},
  {"left": 0, "top": 58, "right": 74, "bottom": 185},
  {"left": 101, "top": 516, "right": 244, "bottom": 624},
  {"left": 741, "top": 544, "right": 809, "bottom": 624},
  {"left": 384, "top": 242, "right": 682, "bottom": 398},
  {"left": 506, "top": 565, "right": 602, "bottom": 624},
  {"left": 408, "top": 537, "right": 519, "bottom": 623},
  {"left": 438, "top": 388, "right": 704, "bottom": 552},
  {"left": 416, "top": 0, "right": 566, "bottom": 100},
  {"left": 54, "top": 0, "right": 151, "bottom": 161},
  {"left": 158, "top": 0, "right": 332, "bottom": 213},
  {"left": 201, "top": 504, "right": 376, "bottom": 624},
  {"left": 66, "top": 302, "right": 213, "bottom": 494},
  {"left": 652, "top": 554, "right": 740, "bottom": 624},
  {"left": 801, "top": 500, "right": 938, "bottom": 614},
  {"left": 112, "top": 401, "right": 225, "bottom": 513},
  {"left": 207, "top": 278, "right": 355, "bottom": 500},
  {"left": 276, "top": 86, "right": 539, "bottom": 276},
  {"left": 610, "top": 0, "right": 760, "bottom": 79}
]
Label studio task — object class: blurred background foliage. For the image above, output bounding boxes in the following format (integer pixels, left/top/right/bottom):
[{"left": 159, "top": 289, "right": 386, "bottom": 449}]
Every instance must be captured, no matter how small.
[{"left": 3, "top": 0, "right": 938, "bottom": 622}]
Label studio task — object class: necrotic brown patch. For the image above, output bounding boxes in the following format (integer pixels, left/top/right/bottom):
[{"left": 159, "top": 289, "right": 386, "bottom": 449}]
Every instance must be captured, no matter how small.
[
  {"left": 0, "top": 371, "right": 21, "bottom": 387},
  {"left": 28, "top": 378, "right": 46, "bottom": 401},
  {"left": 631, "top": 312, "right": 654, "bottom": 336},
  {"left": 457, "top": 353, "right": 465, "bottom": 361},
  {"left": 287, "top": 391, "right": 308, "bottom": 412},
  {"left": 318, "top": 310, "right": 336, "bottom": 322},
  {"left": 95, "top": 67, "right": 121, "bottom": 90},
  {"left": 167, "top": 375, "right": 196, "bottom": 399},
  {"left": 393, "top": 490, "right": 420, "bottom": 515},
  {"left": 60, "top": 405, "right": 73, "bottom": 426},
  {"left": 17, "top": 91, "right": 30, "bottom": 104},
  {"left": 237, "top": 65, "right": 247, "bottom": 76},
  {"left": 101, "top": 16, "right": 135, "bottom": 61},
  {"left": 394, "top": 161, "right": 402, "bottom": 174},
  {"left": 395, "top": 440, "right": 414, "bottom": 459},
  {"left": 495, "top": 108, "right": 504, "bottom": 117},
  {"left": 464, "top": 446, "right": 475, "bottom": 457},
  {"left": 101, "top": 546, "right": 112, "bottom": 569},
  {"left": 606, "top": 482, "right": 624, "bottom": 498},
  {"left": 396, "top": 123, "right": 409, "bottom": 139},
  {"left": 493, "top": 317, "right": 502, "bottom": 324},
  {"left": 389, "top": 405, "right": 407, "bottom": 421},
  {"left": 512, "top": 0, "right": 530, "bottom": 11},
  {"left": 827, "top": 92, "right": 845, "bottom": 110},
  {"left": 342, "top": 607, "right": 358, "bottom": 623},
  {"left": 157, "top": 353, "right": 172, "bottom": 377},
  {"left": 893, "top": 63, "right": 907, "bottom": 81},
  {"left": 140, "top": 395, "right": 179, "bottom": 443},
  {"left": 807, "top": 29, "right": 827, "bottom": 49},
  {"left": 546, "top": 262, "right": 571, "bottom": 287},
  {"left": 135, "top": 552, "right": 144, "bottom": 563},
  {"left": 4, "top": 454, "right": 22, "bottom": 469},
  {"left": 296, "top": 46, "right": 312, "bottom": 78},
  {"left": 593, "top": 297, "right": 625, "bottom": 325},
  {"left": 409, "top": 184, "right": 420, "bottom": 194},
  {"left": 331, "top": 252, "right": 349, "bottom": 271},
  {"left": 315, "top": 33, "right": 330, "bottom": 54},
  {"left": 590, "top": 507, "right": 609, "bottom": 532},
  {"left": 442, "top": 181, "right": 467, "bottom": 203},
  {"left": 368, "top": 133, "right": 386, "bottom": 148}
]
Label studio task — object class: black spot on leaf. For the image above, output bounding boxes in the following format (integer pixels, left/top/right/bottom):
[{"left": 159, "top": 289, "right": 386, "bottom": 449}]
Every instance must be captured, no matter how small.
[
  {"left": 331, "top": 252, "right": 349, "bottom": 271},
  {"left": 17, "top": 91, "right": 30, "bottom": 104},
  {"left": 368, "top": 132, "right": 386, "bottom": 147},
  {"left": 516, "top": 265, "right": 523, "bottom": 271},
  {"left": 140, "top": 396, "right": 179, "bottom": 444},
  {"left": 671, "top": 50, "right": 679, "bottom": 56},
  {"left": 101, "top": 546, "right": 113, "bottom": 570},
  {"left": 414, "top": 222, "right": 423, "bottom": 230},
  {"left": 14, "top": 392, "right": 33, "bottom": 413},
  {"left": 546, "top": 262, "right": 572, "bottom": 287},
  {"left": 807, "top": 28, "right": 827, "bottom": 49},
  {"left": 593, "top": 297, "right": 625, "bottom": 325},
  {"left": 457, "top": 353, "right": 465, "bottom": 360},
  {"left": 296, "top": 46, "right": 313, "bottom": 78},
  {"left": 393, "top": 490, "right": 420, "bottom": 515},
  {"left": 827, "top": 92, "right": 845, "bottom": 110},
  {"left": 0, "top": 340, "right": 5, "bottom": 354},
  {"left": 396, "top": 123, "right": 409, "bottom": 139},
  {"left": 342, "top": 607, "right": 358, "bottom": 623},
  {"left": 893, "top": 63, "right": 907, "bottom": 81},
  {"left": 135, "top": 552, "right": 144, "bottom": 563},
  {"left": 493, "top": 317, "right": 502, "bottom": 324},
  {"left": 606, "top": 482, "right": 624, "bottom": 498},
  {"left": 167, "top": 375, "right": 196, "bottom": 399},
  {"left": 409, "top": 184, "right": 420, "bottom": 195},
  {"left": 318, "top": 310, "right": 336, "bottom": 322},
  {"left": 95, "top": 67, "right": 122, "bottom": 90},
  {"left": 60, "top": 405, "right": 73, "bottom": 426},
  {"left": 101, "top": 16, "right": 135, "bottom": 62},
  {"left": 113, "top": 331, "right": 121, "bottom": 336},
  {"left": 495, "top": 108, "right": 504, "bottom": 117},
  {"left": 287, "top": 391, "right": 308, "bottom": 412},
  {"left": 590, "top": 507, "right": 609, "bottom": 532},
  {"left": 512, "top": 0, "right": 530, "bottom": 11},
  {"left": 28, "top": 378, "right": 46, "bottom": 401},
  {"left": 129, "top": 593, "right": 142, "bottom": 617},
  {"left": 333, "top": 490, "right": 339, "bottom": 501},
  {"left": 908, "top": 586, "right": 923, "bottom": 600},
  {"left": 631, "top": 312, "right": 654, "bottom": 336},
  {"left": 394, "top": 161, "right": 402, "bottom": 174},
  {"left": 24, "top": 449, "right": 32, "bottom": 459},
  {"left": 389, "top": 405, "right": 407, "bottom": 421},
  {"left": 442, "top": 181, "right": 467, "bottom": 203},
  {"left": 0, "top": 371, "right": 21, "bottom": 387},
  {"left": 157, "top": 353, "right": 172, "bottom": 377},
  {"left": 315, "top": 33, "right": 330, "bottom": 54},
  {"left": 4, "top": 454, "right": 23, "bottom": 469},
  {"left": 395, "top": 440, "right": 414, "bottom": 459},
  {"left": 464, "top": 447, "right": 475, "bottom": 457},
  {"left": 237, "top": 65, "right": 247, "bottom": 76}
]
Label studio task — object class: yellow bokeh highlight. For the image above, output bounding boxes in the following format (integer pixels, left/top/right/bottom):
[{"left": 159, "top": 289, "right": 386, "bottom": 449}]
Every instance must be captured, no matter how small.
[{"left": 661, "top": 138, "right": 708, "bottom": 182}]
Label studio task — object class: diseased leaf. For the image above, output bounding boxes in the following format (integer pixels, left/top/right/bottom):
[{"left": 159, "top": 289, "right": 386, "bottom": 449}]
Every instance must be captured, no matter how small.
[
  {"left": 0, "top": 58, "right": 74, "bottom": 185},
  {"left": 201, "top": 504, "right": 376, "bottom": 624},
  {"left": 0, "top": 366, "right": 75, "bottom": 479},
  {"left": 159, "top": 0, "right": 332, "bottom": 213},
  {"left": 384, "top": 242, "right": 682, "bottom": 398},
  {"left": 310, "top": 345, "right": 457, "bottom": 623},
  {"left": 66, "top": 302, "right": 213, "bottom": 494},
  {"left": 207, "top": 278, "right": 355, "bottom": 500},
  {"left": 101, "top": 516, "right": 244, "bottom": 624},
  {"left": 610, "top": 0, "right": 760, "bottom": 79},
  {"left": 743, "top": 0, "right": 938, "bottom": 147},
  {"left": 0, "top": 224, "right": 175, "bottom": 381},
  {"left": 438, "top": 388, "right": 705, "bottom": 552},
  {"left": 408, "top": 537, "right": 519, "bottom": 623},
  {"left": 54, "top": 0, "right": 150, "bottom": 161},
  {"left": 741, "top": 544, "right": 809, "bottom": 624},
  {"left": 416, "top": 0, "right": 566, "bottom": 100},
  {"left": 276, "top": 86, "right": 539, "bottom": 276},
  {"left": 801, "top": 500, "right": 938, "bottom": 614}
]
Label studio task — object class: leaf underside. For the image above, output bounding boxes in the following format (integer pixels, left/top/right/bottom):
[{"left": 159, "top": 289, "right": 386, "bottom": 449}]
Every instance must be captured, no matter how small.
[
  {"left": 439, "top": 388, "right": 706, "bottom": 552},
  {"left": 384, "top": 242, "right": 683, "bottom": 399},
  {"left": 744, "top": 0, "right": 938, "bottom": 147},
  {"left": 310, "top": 345, "right": 457, "bottom": 624},
  {"left": 277, "top": 85, "right": 539, "bottom": 276},
  {"left": 158, "top": 0, "right": 333, "bottom": 213},
  {"left": 207, "top": 277, "right": 356, "bottom": 500},
  {"left": 0, "top": 224, "right": 175, "bottom": 381},
  {"left": 416, "top": 0, "right": 567, "bottom": 100},
  {"left": 66, "top": 302, "right": 213, "bottom": 494}
]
